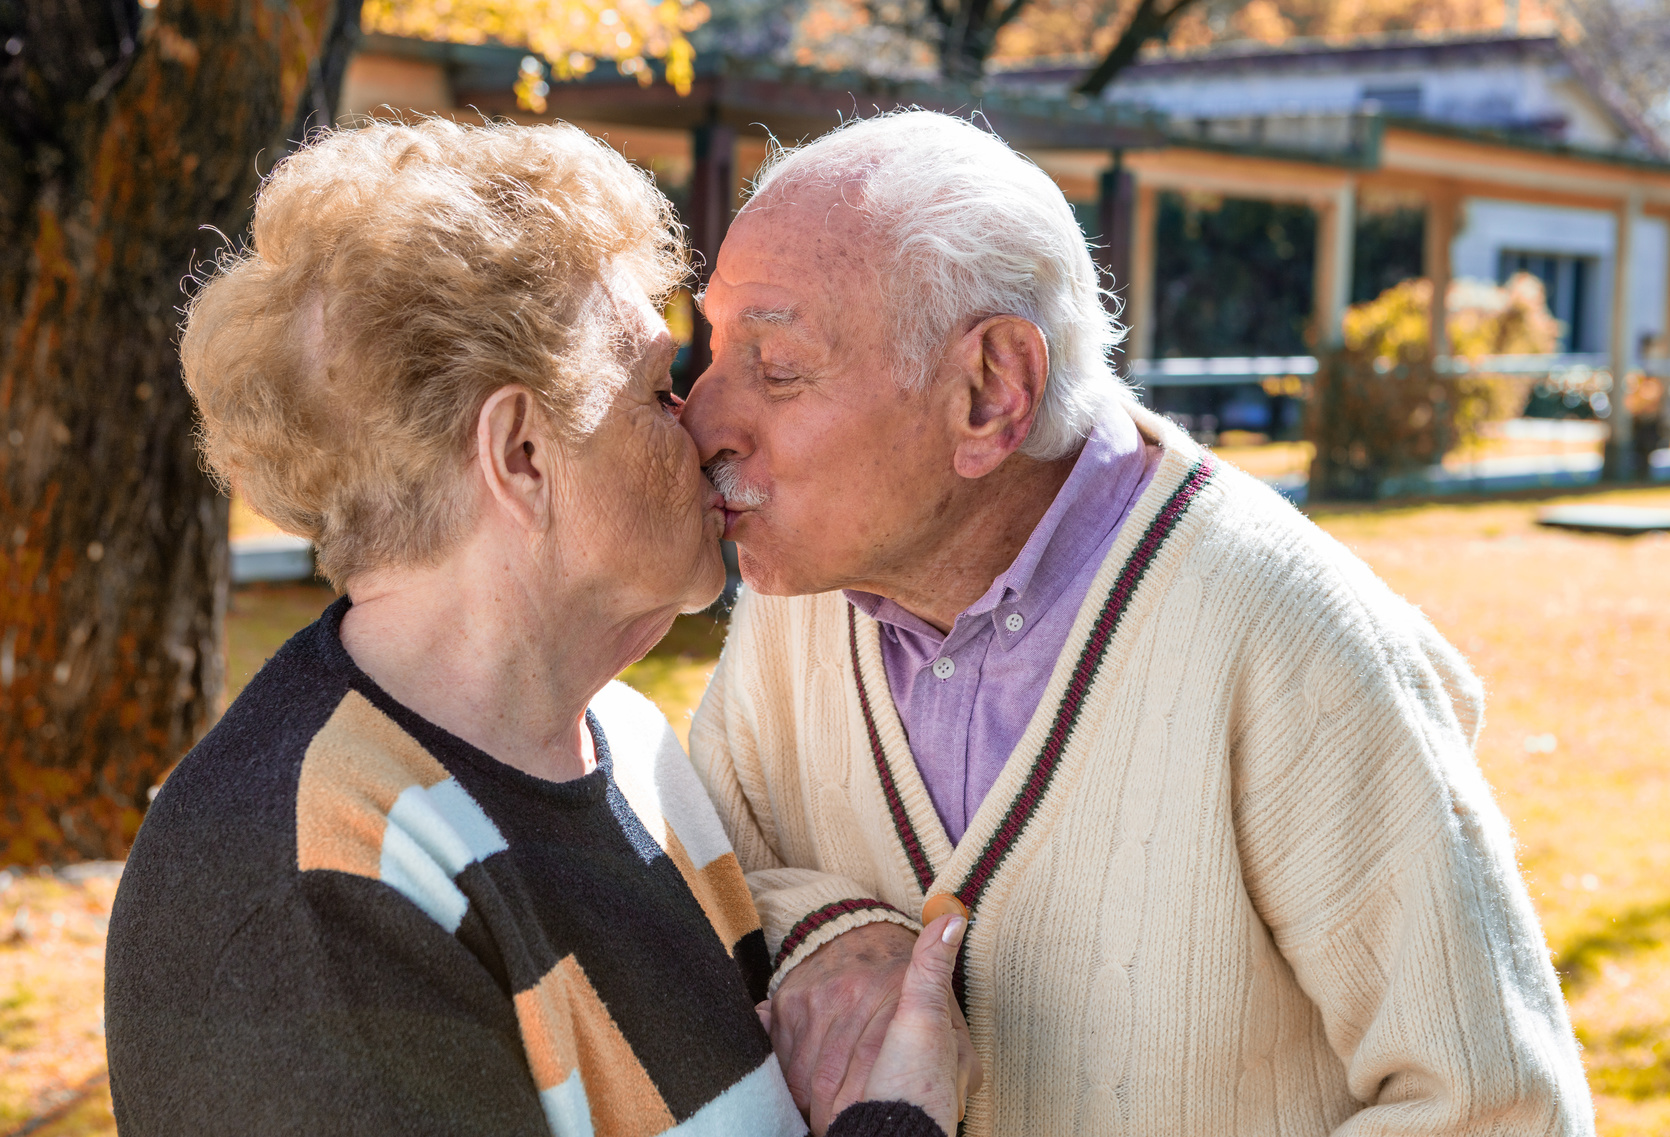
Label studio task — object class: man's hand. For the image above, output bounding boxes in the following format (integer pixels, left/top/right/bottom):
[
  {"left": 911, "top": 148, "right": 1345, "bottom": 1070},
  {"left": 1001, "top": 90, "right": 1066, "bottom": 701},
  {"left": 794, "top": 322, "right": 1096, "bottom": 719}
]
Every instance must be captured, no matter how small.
[{"left": 767, "top": 921, "right": 976, "bottom": 1135}]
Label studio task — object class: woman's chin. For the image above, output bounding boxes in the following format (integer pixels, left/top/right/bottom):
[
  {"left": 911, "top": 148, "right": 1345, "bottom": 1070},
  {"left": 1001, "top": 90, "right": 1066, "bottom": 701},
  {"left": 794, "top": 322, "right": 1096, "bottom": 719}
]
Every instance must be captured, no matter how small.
[{"left": 681, "top": 559, "right": 728, "bottom": 614}]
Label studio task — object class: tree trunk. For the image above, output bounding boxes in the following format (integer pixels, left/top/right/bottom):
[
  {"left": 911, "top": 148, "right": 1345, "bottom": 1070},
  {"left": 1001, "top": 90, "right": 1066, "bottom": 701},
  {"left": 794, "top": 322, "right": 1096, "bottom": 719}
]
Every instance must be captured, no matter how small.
[
  {"left": 0, "top": 0, "right": 356, "bottom": 862},
  {"left": 1075, "top": 0, "right": 1201, "bottom": 97},
  {"left": 931, "top": 0, "right": 1031, "bottom": 83}
]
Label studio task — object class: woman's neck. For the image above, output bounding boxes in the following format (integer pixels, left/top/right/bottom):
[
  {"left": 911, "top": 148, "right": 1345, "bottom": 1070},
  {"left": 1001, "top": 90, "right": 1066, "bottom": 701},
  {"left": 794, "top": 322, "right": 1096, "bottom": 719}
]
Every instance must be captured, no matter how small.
[{"left": 337, "top": 533, "right": 675, "bottom": 783}]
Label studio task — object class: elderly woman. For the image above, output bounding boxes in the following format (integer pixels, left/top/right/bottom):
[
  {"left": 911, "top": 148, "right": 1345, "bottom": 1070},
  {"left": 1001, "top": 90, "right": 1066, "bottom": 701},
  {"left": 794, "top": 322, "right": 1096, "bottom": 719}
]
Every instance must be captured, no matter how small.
[{"left": 103, "top": 120, "right": 971, "bottom": 1137}]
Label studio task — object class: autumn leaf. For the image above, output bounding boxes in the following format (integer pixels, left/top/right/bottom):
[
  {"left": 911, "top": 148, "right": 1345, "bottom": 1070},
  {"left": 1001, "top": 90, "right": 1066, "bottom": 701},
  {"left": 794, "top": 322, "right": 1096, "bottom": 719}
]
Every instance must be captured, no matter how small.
[{"left": 363, "top": 0, "right": 712, "bottom": 106}]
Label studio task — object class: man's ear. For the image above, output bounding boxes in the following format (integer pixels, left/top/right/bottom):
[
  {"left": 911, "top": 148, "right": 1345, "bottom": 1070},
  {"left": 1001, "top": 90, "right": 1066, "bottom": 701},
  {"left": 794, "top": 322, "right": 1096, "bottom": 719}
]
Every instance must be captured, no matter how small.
[
  {"left": 947, "top": 316, "right": 1048, "bottom": 479},
  {"left": 476, "top": 385, "right": 552, "bottom": 532}
]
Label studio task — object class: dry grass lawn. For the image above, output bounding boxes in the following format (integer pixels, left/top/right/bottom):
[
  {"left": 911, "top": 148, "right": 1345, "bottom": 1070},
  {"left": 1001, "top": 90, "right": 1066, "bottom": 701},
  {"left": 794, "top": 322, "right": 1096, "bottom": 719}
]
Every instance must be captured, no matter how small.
[{"left": 3, "top": 484, "right": 1666, "bottom": 1135}]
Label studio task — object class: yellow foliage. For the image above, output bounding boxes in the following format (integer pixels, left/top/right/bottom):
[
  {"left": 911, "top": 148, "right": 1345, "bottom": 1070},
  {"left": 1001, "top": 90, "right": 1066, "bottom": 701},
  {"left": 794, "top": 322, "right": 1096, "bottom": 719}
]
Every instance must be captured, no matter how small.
[
  {"left": 1309, "top": 274, "right": 1561, "bottom": 498},
  {"left": 981, "top": 0, "right": 1568, "bottom": 63},
  {"left": 1163, "top": 0, "right": 1565, "bottom": 53},
  {"left": 363, "top": 0, "right": 711, "bottom": 105},
  {"left": 1343, "top": 273, "right": 1562, "bottom": 363}
]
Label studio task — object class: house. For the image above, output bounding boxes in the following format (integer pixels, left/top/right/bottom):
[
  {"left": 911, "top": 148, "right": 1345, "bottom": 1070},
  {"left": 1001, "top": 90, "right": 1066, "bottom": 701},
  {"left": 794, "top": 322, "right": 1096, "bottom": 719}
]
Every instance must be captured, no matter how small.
[
  {"left": 338, "top": 28, "right": 1670, "bottom": 474},
  {"left": 1002, "top": 32, "right": 1670, "bottom": 362}
]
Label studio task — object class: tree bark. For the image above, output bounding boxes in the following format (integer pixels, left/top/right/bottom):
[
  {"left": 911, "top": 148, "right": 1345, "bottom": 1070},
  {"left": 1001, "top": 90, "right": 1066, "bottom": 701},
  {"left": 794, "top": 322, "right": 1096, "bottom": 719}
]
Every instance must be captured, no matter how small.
[
  {"left": 925, "top": 0, "right": 1033, "bottom": 82},
  {"left": 1075, "top": 0, "right": 1201, "bottom": 96},
  {"left": 0, "top": 0, "right": 356, "bottom": 862}
]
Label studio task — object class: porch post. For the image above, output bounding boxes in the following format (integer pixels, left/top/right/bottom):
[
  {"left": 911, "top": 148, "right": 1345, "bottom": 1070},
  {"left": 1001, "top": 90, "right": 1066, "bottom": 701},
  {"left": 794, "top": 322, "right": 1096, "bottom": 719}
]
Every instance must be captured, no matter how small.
[
  {"left": 1662, "top": 218, "right": 1670, "bottom": 460},
  {"left": 1098, "top": 151, "right": 1135, "bottom": 360},
  {"left": 1312, "top": 178, "right": 1356, "bottom": 347},
  {"left": 1127, "top": 181, "right": 1158, "bottom": 363},
  {"left": 1604, "top": 190, "right": 1641, "bottom": 480},
  {"left": 1424, "top": 186, "right": 1458, "bottom": 361},
  {"left": 685, "top": 121, "right": 737, "bottom": 387}
]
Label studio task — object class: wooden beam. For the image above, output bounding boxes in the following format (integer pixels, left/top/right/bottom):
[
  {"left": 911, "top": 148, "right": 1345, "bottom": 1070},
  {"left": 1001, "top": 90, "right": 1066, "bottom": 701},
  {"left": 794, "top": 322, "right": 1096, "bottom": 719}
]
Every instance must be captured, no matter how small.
[
  {"left": 1127, "top": 182, "right": 1159, "bottom": 363},
  {"left": 685, "top": 122, "right": 736, "bottom": 388},
  {"left": 1124, "top": 148, "right": 1351, "bottom": 207},
  {"left": 1605, "top": 192, "right": 1641, "bottom": 479},
  {"left": 1361, "top": 168, "right": 1670, "bottom": 216},
  {"left": 1382, "top": 127, "right": 1670, "bottom": 209},
  {"left": 1098, "top": 155, "right": 1135, "bottom": 360},
  {"left": 1313, "top": 179, "right": 1356, "bottom": 347},
  {"left": 1425, "top": 184, "right": 1459, "bottom": 361},
  {"left": 514, "top": 69, "right": 1161, "bottom": 152},
  {"left": 1664, "top": 219, "right": 1670, "bottom": 448}
]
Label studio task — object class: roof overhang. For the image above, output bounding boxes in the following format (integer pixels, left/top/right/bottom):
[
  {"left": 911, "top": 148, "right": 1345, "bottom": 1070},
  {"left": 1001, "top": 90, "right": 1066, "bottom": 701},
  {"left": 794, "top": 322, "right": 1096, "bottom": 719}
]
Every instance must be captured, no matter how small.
[
  {"left": 355, "top": 34, "right": 1165, "bottom": 151},
  {"left": 1124, "top": 116, "right": 1670, "bottom": 213}
]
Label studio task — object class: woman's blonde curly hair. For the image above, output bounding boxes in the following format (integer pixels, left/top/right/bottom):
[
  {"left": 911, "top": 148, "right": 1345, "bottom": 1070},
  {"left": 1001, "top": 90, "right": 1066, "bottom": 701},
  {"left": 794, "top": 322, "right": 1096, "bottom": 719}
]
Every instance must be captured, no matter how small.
[{"left": 181, "top": 118, "right": 686, "bottom": 587}]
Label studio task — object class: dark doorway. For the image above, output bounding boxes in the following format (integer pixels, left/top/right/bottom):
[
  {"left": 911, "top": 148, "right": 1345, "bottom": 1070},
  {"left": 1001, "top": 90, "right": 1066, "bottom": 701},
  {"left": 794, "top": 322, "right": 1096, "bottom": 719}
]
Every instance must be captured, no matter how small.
[
  {"left": 1153, "top": 192, "right": 1317, "bottom": 358},
  {"left": 1353, "top": 206, "right": 1425, "bottom": 304}
]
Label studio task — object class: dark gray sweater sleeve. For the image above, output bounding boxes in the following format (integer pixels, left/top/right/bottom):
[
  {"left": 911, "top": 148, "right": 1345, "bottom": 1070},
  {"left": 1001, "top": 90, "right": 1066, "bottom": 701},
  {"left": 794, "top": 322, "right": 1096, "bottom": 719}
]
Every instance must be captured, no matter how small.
[{"left": 828, "top": 1101, "right": 947, "bottom": 1137}]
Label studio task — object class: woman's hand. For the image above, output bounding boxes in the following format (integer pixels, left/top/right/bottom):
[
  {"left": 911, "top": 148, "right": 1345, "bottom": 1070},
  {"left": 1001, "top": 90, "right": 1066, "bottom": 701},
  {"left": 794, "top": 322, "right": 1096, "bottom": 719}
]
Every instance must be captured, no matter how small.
[{"left": 858, "top": 914, "right": 981, "bottom": 1133}]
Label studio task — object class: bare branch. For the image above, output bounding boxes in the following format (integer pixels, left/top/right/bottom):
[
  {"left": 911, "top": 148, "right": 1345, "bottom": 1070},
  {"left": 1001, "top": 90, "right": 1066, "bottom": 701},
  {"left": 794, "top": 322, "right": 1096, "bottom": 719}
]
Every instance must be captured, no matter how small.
[{"left": 1075, "top": 0, "right": 1203, "bottom": 96}]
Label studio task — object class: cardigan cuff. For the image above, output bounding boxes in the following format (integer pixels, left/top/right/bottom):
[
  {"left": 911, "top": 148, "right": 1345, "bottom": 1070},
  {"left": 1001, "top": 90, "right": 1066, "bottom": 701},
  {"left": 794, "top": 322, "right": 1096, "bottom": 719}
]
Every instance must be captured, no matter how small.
[
  {"left": 769, "top": 898, "right": 921, "bottom": 994},
  {"left": 827, "top": 1101, "right": 947, "bottom": 1137}
]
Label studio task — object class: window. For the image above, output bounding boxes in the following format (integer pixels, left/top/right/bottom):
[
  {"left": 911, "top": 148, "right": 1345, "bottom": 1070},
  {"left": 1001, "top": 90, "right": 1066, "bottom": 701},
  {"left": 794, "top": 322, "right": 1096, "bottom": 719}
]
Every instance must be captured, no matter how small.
[
  {"left": 1498, "top": 250, "right": 1594, "bottom": 352},
  {"left": 1361, "top": 84, "right": 1423, "bottom": 117}
]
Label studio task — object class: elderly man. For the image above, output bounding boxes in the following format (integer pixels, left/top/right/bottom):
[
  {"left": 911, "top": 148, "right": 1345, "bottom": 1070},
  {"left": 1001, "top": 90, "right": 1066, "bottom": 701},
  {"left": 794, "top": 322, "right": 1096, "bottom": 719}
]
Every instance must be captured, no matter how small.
[{"left": 679, "top": 110, "right": 1592, "bottom": 1137}]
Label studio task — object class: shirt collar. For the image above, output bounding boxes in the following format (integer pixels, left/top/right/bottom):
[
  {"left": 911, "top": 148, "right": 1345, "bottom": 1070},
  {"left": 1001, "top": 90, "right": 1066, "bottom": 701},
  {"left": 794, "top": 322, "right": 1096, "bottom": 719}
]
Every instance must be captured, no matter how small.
[{"left": 844, "top": 401, "right": 1148, "bottom": 652}]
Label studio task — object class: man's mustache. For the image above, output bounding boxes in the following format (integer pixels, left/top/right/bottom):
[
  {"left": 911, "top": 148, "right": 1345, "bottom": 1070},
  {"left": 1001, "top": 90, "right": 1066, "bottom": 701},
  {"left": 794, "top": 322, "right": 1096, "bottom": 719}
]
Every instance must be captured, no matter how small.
[{"left": 706, "top": 458, "right": 769, "bottom": 509}]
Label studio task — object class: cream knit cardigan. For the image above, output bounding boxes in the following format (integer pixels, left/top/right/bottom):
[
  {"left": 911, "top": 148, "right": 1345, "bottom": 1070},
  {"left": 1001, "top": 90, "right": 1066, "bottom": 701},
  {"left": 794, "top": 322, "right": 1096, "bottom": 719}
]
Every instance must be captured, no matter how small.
[{"left": 688, "top": 413, "right": 1593, "bottom": 1137}]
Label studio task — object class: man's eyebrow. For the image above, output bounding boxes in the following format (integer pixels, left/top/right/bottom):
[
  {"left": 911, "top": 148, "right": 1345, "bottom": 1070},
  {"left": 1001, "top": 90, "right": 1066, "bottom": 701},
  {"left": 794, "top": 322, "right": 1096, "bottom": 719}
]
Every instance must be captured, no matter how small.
[{"left": 738, "top": 305, "right": 799, "bottom": 327}]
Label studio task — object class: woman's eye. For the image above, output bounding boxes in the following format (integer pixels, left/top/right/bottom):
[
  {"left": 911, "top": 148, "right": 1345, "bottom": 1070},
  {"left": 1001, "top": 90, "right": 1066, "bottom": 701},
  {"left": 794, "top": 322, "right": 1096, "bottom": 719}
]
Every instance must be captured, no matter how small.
[{"left": 656, "top": 389, "right": 684, "bottom": 414}]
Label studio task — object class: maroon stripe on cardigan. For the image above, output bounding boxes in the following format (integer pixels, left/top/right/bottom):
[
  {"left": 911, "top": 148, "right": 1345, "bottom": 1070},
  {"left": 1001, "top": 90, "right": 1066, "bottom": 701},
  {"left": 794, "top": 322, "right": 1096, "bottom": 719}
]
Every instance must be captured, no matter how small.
[
  {"left": 954, "top": 458, "right": 1216, "bottom": 911},
  {"left": 774, "top": 897, "right": 906, "bottom": 970},
  {"left": 847, "top": 604, "right": 937, "bottom": 893}
]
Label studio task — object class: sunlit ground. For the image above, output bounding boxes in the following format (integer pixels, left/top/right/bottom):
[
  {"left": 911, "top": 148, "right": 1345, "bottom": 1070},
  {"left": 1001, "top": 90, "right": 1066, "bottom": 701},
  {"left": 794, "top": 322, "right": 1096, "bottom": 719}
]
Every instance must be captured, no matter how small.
[
  {"left": 1213, "top": 417, "right": 1609, "bottom": 483},
  {"left": 3, "top": 483, "right": 1668, "bottom": 1134}
]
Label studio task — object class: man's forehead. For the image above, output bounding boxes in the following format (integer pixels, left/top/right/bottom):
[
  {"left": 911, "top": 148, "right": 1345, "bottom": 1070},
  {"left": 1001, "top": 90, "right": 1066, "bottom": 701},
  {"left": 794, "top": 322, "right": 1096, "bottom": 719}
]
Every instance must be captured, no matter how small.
[
  {"left": 721, "top": 189, "right": 870, "bottom": 272},
  {"left": 704, "top": 207, "right": 868, "bottom": 328}
]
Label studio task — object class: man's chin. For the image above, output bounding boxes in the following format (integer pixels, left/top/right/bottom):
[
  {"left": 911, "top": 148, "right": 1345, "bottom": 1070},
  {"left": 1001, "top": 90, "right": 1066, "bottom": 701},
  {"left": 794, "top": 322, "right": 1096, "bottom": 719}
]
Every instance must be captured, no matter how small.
[{"left": 734, "top": 545, "right": 824, "bottom": 598}]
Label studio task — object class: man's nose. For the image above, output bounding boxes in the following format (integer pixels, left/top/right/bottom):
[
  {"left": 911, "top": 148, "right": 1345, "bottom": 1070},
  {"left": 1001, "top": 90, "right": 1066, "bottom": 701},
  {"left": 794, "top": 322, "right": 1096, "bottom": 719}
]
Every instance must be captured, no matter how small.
[{"left": 679, "top": 361, "right": 747, "bottom": 465}]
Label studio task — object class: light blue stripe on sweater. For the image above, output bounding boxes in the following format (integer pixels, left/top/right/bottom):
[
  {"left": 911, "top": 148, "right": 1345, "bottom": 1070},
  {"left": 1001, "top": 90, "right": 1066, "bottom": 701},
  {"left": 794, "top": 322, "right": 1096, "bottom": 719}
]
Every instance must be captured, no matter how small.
[
  {"left": 539, "top": 1068, "right": 594, "bottom": 1137},
  {"left": 667, "top": 1055, "right": 807, "bottom": 1137}
]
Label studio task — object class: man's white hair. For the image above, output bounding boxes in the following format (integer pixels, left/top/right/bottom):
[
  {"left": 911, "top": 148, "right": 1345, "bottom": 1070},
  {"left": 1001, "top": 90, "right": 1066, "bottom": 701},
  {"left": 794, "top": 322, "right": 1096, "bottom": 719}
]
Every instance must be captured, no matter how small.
[{"left": 746, "top": 110, "right": 1129, "bottom": 461}]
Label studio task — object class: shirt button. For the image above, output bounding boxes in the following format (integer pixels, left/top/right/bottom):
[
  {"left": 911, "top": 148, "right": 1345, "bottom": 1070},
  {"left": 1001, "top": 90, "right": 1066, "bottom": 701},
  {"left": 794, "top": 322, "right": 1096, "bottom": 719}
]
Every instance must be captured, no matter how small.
[
  {"left": 1005, "top": 612, "right": 1025, "bottom": 632},
  {"left": 932, "top": 657, "right": 956, "bottom": 680}
]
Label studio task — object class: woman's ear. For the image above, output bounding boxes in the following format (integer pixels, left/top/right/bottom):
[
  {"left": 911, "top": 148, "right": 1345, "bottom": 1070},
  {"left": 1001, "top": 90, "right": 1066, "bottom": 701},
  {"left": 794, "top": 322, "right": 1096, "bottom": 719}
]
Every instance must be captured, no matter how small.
[
  {"left": 948, "top": 316, "right": 1049, "bottom": 479},
  {"left": 477, "top": 385, "right": 551, "bottom": 532}
]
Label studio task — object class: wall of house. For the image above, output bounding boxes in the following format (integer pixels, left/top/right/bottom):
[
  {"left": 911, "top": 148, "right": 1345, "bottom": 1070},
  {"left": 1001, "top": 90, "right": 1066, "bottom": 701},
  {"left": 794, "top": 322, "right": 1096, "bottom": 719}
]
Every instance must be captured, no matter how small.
[
  {"left": 340, "top": 54, "right": 455, "bottom": 119},
  {"left": 1108, "top": 56, "right": 1626, "bottom": 150},
  {"left": 1452, "top": 199, "right": 1666, "bottom": 360}
]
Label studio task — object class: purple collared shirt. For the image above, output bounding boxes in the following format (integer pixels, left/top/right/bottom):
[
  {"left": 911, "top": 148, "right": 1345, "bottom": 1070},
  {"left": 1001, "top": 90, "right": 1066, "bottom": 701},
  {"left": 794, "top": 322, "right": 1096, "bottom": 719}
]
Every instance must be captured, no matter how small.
[{"left": 845, "top": 404, "right": 1159, "bottom": 844}]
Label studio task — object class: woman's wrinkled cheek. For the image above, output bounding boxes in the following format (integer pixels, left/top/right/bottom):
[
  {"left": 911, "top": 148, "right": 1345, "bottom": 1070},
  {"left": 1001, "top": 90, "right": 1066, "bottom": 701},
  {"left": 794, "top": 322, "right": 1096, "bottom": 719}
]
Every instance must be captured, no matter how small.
[{"left": 648, "top": 421, "right": 702, "bottom": 522}]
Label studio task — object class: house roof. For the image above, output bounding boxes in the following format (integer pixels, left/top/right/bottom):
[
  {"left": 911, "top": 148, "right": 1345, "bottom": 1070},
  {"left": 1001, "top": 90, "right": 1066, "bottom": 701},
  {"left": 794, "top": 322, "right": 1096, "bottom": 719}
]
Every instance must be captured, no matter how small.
[
  {"left": 994, "top": 29, "right": 1572, "bottom": 83},
  {"left": 356, "top": 32, "right": 1164, "bottom": 151},
  {"left": 349, "top": 31, "right": 1670, "bottom": 173},
  {"left": 993, "top": 30, "right": 1664, "bottom": 157}
]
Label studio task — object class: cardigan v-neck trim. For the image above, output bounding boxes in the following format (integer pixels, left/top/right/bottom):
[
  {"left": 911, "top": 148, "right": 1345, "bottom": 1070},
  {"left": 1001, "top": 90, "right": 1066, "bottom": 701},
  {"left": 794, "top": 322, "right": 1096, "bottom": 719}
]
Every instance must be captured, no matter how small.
[{"left": 846, "top": 436, "right": 1218, "bottom": 918}]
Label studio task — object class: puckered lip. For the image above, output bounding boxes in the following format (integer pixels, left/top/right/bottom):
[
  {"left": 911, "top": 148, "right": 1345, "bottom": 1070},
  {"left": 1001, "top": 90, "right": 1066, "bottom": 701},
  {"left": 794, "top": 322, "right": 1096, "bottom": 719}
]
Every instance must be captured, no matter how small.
[{"left": 721, "top": 504, "right": 755, "bottom": 541}]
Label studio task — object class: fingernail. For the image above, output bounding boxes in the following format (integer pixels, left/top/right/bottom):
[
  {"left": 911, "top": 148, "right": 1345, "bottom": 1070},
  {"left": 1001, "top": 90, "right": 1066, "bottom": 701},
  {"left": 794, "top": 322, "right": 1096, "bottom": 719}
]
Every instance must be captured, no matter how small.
[{"left": 942, "top": 915, "right": 967, "bottom": 945}]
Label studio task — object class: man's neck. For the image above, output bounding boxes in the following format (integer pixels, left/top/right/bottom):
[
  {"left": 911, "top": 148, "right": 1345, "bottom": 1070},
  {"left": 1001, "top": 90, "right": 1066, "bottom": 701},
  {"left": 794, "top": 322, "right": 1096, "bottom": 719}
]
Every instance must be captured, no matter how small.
[
  {"left": 866, "top": 449, "right": 1079, "bottom": 633},
  {"left": 338, "top": 534, "right": 676, "bottom": 783}
]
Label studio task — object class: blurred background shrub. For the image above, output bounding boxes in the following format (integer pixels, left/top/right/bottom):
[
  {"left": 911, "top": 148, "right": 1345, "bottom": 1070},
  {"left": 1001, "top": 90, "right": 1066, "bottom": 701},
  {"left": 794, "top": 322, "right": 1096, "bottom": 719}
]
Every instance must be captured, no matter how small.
[{"left": 1307, "top": 273, "right": 1560, "bottom": 500}]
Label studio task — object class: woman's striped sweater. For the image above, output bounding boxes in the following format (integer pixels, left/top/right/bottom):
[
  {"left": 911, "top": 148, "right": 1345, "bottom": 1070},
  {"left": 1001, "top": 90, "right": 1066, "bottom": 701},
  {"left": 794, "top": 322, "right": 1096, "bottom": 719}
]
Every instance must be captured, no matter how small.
[
  {"left": 105, "top": 599, "right": 942, "bottom": 1137},
  {"left": 688, "top": 411, "right": 1594, "bottom": 1137}
]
